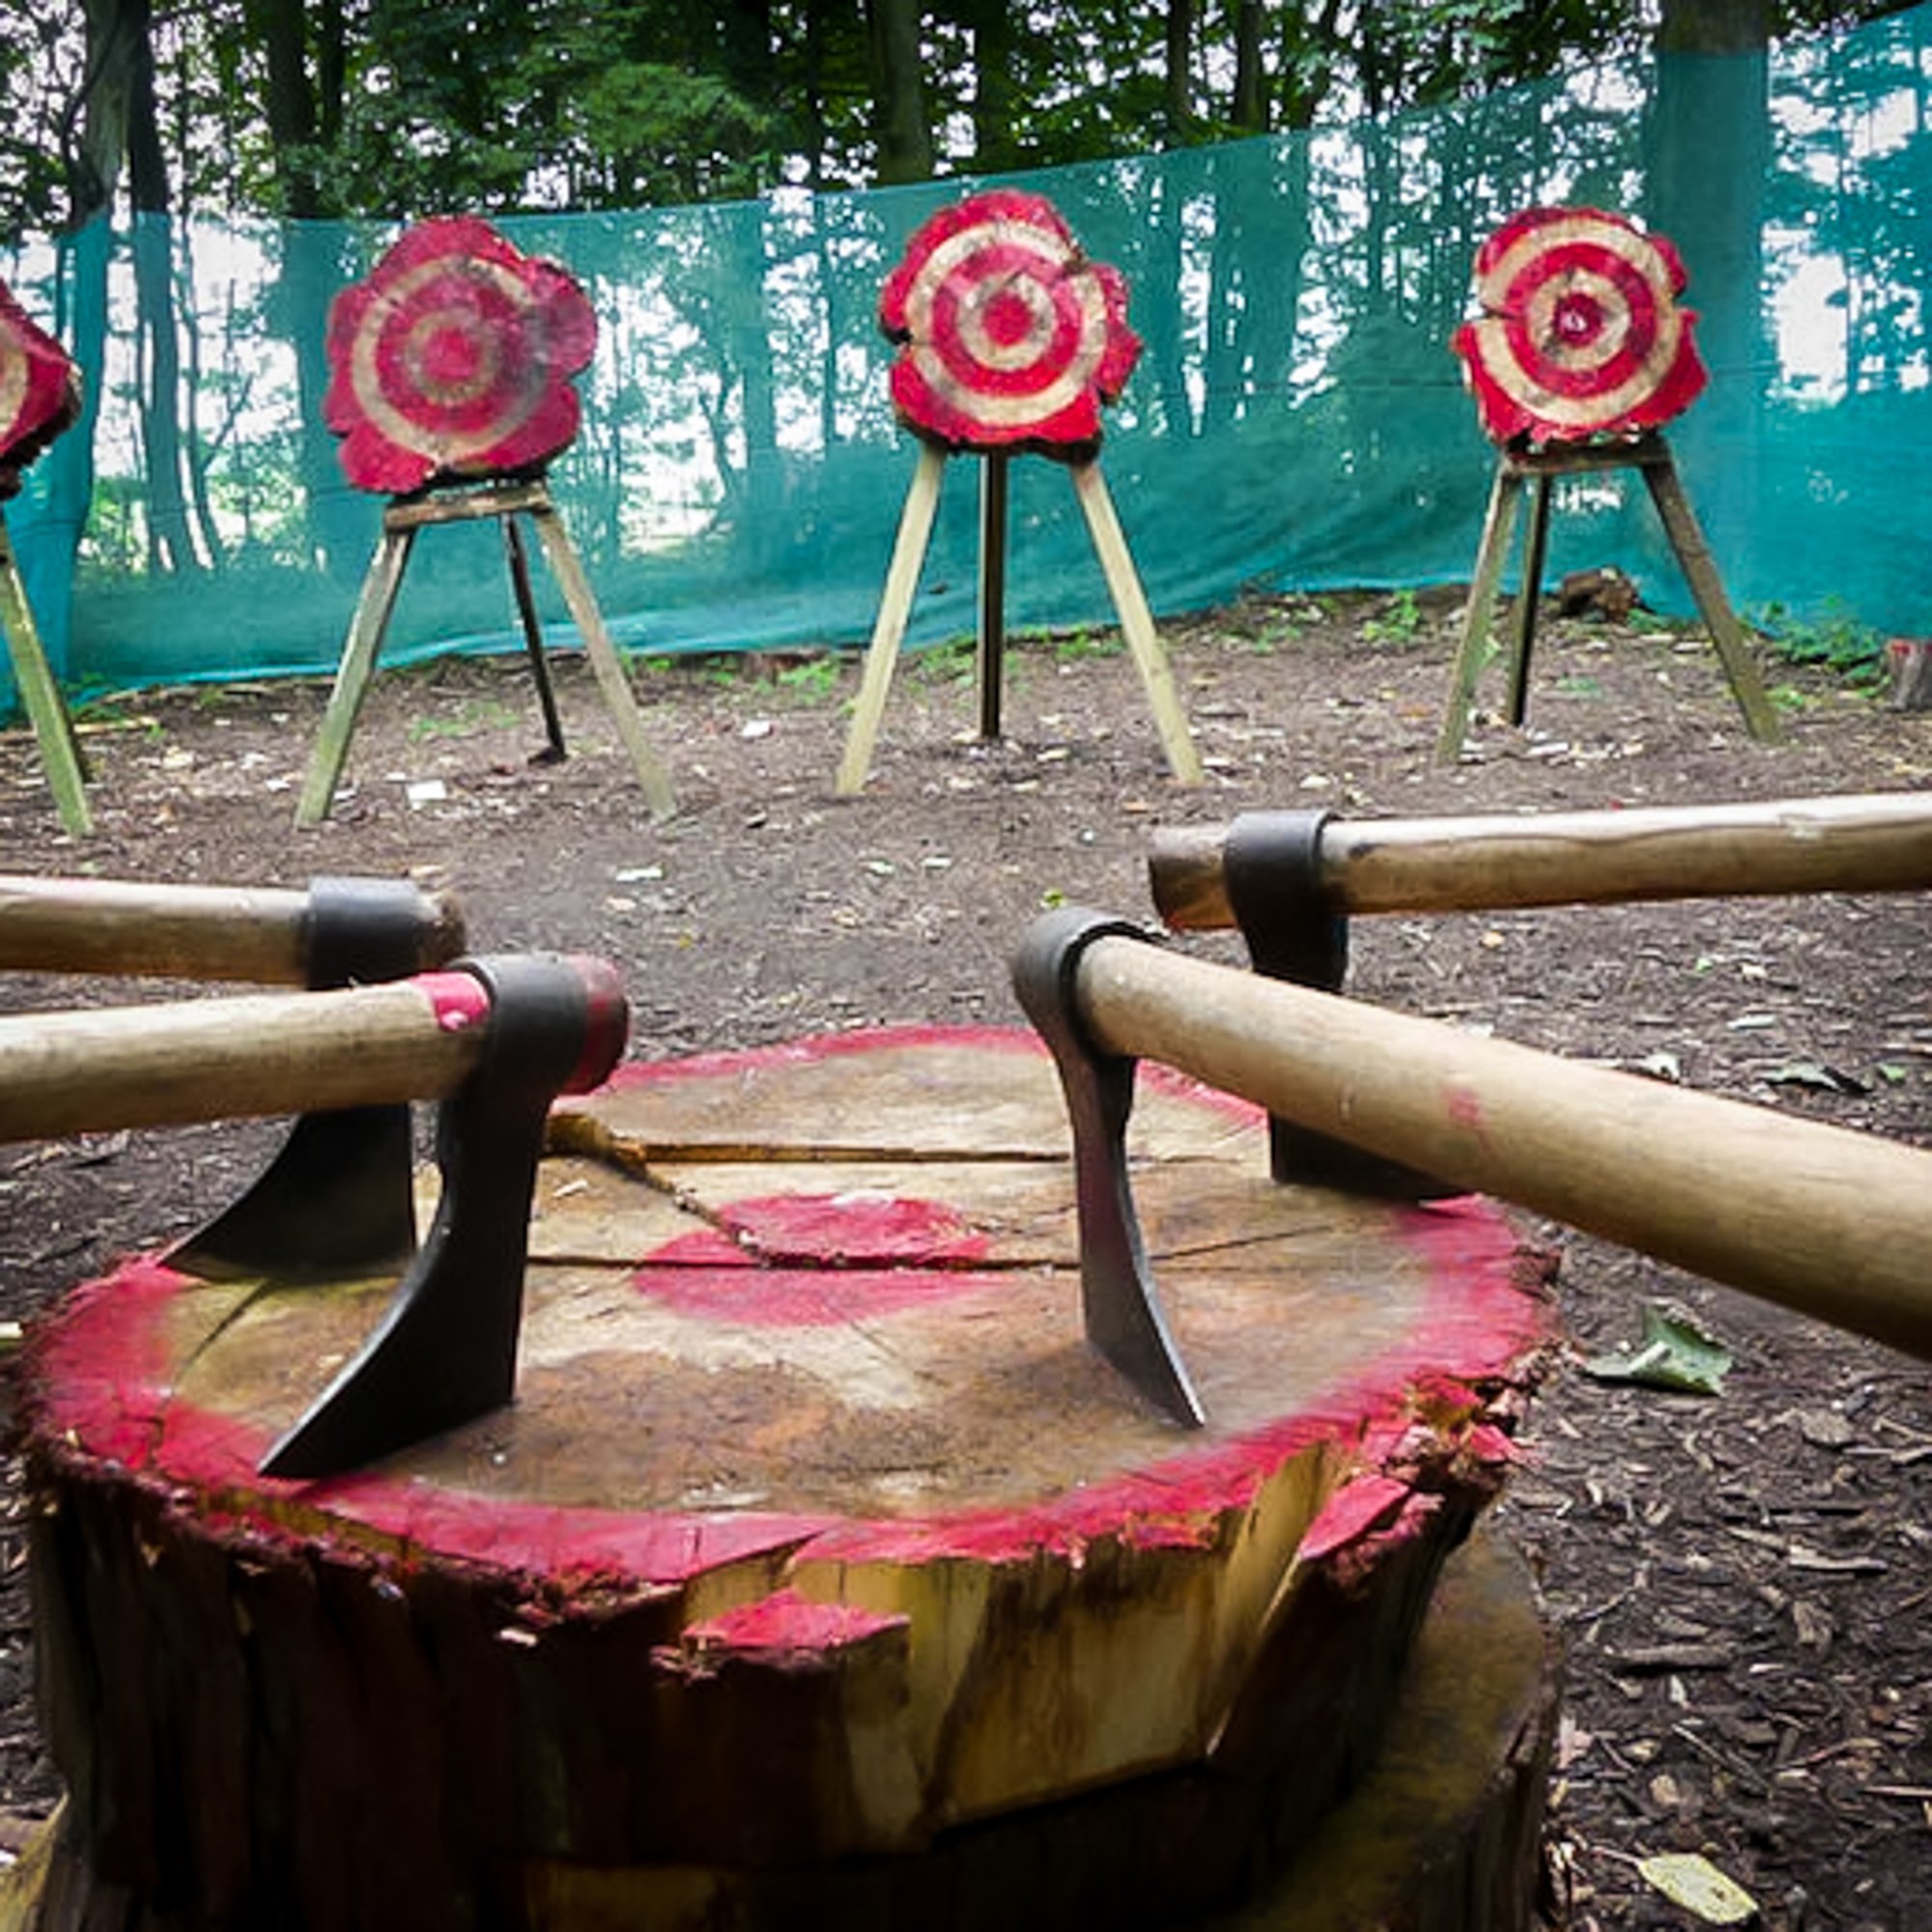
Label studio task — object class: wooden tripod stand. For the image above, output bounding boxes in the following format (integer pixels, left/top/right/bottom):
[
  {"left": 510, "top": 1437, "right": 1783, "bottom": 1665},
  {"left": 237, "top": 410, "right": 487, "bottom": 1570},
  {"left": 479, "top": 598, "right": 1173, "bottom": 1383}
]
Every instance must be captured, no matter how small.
[
  {"left": 0, "top": 503, "right": 91, "bottom": 836},
  {"left": 298, "top": 476, "right": 675, "bottom": 827},
  {"left": 836, "top": 444, "right": 1203, "bottom": 793},
  {"left": 1437, "top": 432, "right": 1783, "bottom": 761}
]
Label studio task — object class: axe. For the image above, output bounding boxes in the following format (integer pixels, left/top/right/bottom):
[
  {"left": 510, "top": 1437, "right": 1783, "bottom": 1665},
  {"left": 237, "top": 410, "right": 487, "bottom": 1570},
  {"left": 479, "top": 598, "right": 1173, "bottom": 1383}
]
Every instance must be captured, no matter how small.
[
  {"left": 1148, "top": 792, "right": 1932, "bottom": 932},
  {"left": 0, "top": 953, "right": 628, "bottom": 1478},
  {"left": 1013, "top": 908, "right": 1932, "bottom": 1427},
  {"left": 2, "top": 871, "right": 469, "bottom": 1279}
]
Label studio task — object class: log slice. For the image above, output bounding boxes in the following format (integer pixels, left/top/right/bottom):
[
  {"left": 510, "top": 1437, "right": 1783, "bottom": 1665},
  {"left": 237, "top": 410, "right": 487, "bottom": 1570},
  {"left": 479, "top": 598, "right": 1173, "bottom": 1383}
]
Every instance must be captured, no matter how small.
[{"left": 14, "top": 1028, "right": 1554, "bottom": 1930}]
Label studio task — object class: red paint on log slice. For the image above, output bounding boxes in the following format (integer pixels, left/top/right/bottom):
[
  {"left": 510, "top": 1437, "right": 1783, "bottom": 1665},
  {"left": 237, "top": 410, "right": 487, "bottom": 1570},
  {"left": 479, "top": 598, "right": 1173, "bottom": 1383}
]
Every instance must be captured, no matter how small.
[
  {"left": 0, "top": 280, "right": 81, "bottom": 495},
  {"left": 324, "top": 215, "right": 598, "bottom": 495},
  {"left": 637, "top": 1194, "right": 996, "bottom": 1324},
  {"left": 16, "top": 1026, "right": 1557, "bottom": 1923},
  {"left": 1454, "top": 206, "right": 1706, "bottom": 447},
  {"left": 685, "top": 1587, "right": 910, "bottom": 1657},
  {"left": 878, "top": 188, "right": 1140, "bottom": 460},
  {"left": 23, "top": 1027, "right": 1548, "bottom": 1581}
]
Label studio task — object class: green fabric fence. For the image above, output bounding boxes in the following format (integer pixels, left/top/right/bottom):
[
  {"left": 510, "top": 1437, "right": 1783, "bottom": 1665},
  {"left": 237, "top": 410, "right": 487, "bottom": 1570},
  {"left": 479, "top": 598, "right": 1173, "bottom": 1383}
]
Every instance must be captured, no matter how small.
[{"left": 4, "top": 8, "right": 1928, "bottom": 718}]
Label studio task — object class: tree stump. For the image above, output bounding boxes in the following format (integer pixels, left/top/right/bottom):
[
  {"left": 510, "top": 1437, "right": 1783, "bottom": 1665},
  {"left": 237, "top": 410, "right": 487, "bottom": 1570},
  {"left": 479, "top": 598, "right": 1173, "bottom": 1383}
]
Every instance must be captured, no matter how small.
[
  {"left": 1887, "top": 637, "right": 1932, "bottom": 710},
  {"left": 12, "top": 1028, "right": 1555, "bottom": 1930}
]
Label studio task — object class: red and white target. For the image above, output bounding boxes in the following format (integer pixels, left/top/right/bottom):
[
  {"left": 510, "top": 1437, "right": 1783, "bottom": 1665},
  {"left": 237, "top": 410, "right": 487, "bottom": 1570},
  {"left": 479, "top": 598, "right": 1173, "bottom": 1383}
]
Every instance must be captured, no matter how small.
[
  {"left": 1453, "top": 207, "right": 1707, "bottom": 448},
  {"left": 879, "top": 188, "right": 1141, "bottom": 458},
  {"left": 324, "top": 215, "right": 598, "bottom": 496},
  {"left": 0, "top": 281, "right": 80, "bottom": 494}
]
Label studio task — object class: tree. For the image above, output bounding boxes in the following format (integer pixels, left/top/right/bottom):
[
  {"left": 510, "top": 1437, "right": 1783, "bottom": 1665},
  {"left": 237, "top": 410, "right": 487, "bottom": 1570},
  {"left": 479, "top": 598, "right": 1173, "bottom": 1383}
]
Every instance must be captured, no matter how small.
[{"left": 866, "top": 0, "right": 934, "bottom": 182}]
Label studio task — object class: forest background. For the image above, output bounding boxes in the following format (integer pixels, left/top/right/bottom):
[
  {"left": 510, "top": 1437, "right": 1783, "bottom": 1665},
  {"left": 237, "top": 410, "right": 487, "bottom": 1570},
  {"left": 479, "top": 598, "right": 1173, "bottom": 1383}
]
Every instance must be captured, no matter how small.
[{"left": 0, "top": 0, "right": 1926, "bottom": 712}]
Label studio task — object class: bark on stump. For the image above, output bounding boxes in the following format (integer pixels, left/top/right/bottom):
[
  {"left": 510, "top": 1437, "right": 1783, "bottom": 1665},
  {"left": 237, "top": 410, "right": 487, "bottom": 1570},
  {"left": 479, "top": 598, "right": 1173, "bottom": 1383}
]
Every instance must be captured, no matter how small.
[{"left": 9, "top": 1027, "right": 1557, "bottom": 1930}]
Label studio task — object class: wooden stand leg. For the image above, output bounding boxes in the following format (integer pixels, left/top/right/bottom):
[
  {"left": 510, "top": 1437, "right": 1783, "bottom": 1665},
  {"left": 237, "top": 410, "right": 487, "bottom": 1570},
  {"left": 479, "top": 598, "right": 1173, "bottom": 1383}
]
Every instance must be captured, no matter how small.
[
  {"left": 504, "top": 515, "right": 567, "bottom": 763},
  {"left": 1436, "top": 463, "right": 1525, "bottom": 763},
  {"left": 1067, "top": 462, "right": 1203, "bottom": 784},
  {"left": 0, "top": 516, "right": 91, "bottom": 837},
  {"left": 1640, "top": 453, "right": 1783, "bottom": 745},
  {"left": 296, "top": 526, "right": 415, "bottom": 828},
  {"left": 836, "top": 442, "right": 947, "bottom": 795},
  {"left": 978, "top": 450, "right": 1009, "bottom": 742},
  {"left": 526, "top": 503, "right": 676, "bottom": 821},
  {"left": 1504, "top": 475, "right": 1553, "bottom": 727}
]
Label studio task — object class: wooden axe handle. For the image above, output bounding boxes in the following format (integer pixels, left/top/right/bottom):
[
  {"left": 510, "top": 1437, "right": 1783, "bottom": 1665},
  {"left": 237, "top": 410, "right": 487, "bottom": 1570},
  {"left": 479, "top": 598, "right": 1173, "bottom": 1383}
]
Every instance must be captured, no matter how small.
[
  {"left": 1150, "top": 792, "right": 1932, "bottom": 928},
  {"left": 0, "top": 875, "right": 465, "bottom": 982},
  {"left": 0, "top": 961, "right": 625, "bottom": 1144},
  {"left": 1074, "top": 934, "right": 1932, "bottom": 1360}
]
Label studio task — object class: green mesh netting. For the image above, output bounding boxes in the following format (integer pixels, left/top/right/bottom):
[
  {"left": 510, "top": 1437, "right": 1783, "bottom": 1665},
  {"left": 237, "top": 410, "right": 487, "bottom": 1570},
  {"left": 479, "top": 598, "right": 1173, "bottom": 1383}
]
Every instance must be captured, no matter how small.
[{"left": 4, "top": 9, "right": 1928, "bottom": 718}]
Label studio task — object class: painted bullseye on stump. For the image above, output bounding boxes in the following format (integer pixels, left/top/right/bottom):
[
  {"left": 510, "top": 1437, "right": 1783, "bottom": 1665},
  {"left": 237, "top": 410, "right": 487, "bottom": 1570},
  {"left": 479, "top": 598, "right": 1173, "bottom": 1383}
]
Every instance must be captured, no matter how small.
[
  {"left": 0, "top": 278, "right": 90, "bottom": 833},
  {"left": 15, "top": 1028, "right": 1554, "bottom": 1930},
  {"left": 0, "top": 283, "right": 80, "bottom": 493},
  {"left": 324, "top": 215, "right": 599, "bottom": 495},
  {"left": 1453, "top": 205, "right": 1706, "bottom": 447},
  {"left": 879, "top": 187, "right": 1141, "bottom": 458}
]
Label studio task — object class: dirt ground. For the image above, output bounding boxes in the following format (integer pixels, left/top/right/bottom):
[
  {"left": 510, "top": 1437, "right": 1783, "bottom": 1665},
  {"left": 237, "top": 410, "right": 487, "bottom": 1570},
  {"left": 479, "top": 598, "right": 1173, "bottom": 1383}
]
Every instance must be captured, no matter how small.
[{"left": 0, "top": 586, "right": 1927, "bottom": 1929}]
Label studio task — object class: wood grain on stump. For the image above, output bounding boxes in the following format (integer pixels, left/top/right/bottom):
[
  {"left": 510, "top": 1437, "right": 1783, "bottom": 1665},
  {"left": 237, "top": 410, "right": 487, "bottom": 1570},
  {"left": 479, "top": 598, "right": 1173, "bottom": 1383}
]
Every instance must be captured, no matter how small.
[{"left": 13, "top": 1027, "right": 1554, "bottom": 1930}]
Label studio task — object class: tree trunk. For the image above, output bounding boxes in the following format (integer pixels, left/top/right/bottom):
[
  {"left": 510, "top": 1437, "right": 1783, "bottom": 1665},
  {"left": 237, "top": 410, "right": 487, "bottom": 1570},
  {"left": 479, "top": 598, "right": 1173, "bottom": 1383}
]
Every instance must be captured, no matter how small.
[
  {"left": 120, "top": 0, "right": 201, "bottom": 577},
  {"left": 968, "top": 0, "right": 1021, "bottom": 172},
  {"left": 70, "top": 0, "right": 142, "bottom": 227},
  {"left": 245, "top": 0, "right": 322, "bottom": 216},
  {"left": 1646, "top": 7, "right": 1770, "bottom": 611},
  {"left": 1231, "top": 0, "right": 1266, "bottom": 133},
  {"left": 1164, "top": 0, "right": 1196, "bottom": 138},
  {"left": 867, "top": 0, "right": 933, "bottom": 184},
  {"left": 1657, "top": 0, "right": 1768, "bottom": 55}
]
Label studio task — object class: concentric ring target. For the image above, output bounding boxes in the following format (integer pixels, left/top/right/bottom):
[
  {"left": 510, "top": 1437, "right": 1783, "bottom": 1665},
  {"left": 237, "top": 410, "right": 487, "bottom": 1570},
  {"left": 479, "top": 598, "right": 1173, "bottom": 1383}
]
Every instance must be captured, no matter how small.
[
  {"left": 0, "top": 283, "right": 81, "bottom": 488},
  {"left": 1453, "top": 207, "right": 1707, "bottom": 447},
  {"left": 879, "top": 188, "right": 1141, "bottom": 458},
  {"left": 325, "top": 216, "right": 597, "bottom": 495}
]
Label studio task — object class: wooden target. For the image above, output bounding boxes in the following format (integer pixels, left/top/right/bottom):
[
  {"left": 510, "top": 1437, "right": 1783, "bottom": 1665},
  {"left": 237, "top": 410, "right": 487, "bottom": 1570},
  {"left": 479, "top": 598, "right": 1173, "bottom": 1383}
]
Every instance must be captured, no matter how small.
[
  {"left": 16, "top": 1027, "right": 1551, "bottom": 1927},
  {"left": 1453, "top": 206, "right": 1707, "bottom": 448},
  {"left": 0, "top": 281, "right": 80, "bottom": 497},
  {"left": 324, "top": 215, "right": 598, "bottom": 496},
  {"left": 879, "top": 188, "right": 1141, "bottom": 459}
]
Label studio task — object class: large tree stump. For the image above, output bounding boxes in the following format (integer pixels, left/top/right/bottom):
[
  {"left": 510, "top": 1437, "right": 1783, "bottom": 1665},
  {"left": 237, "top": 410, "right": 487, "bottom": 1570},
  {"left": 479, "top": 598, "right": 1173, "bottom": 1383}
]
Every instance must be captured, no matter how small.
[{"left": 12, "top": 1028, "right": 1554, "bottom": 1930}]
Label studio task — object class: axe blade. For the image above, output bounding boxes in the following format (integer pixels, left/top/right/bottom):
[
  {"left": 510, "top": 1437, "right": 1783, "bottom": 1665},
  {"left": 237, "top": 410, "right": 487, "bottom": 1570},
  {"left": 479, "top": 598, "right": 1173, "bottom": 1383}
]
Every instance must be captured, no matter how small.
[
  {"left": 261, "top": 953, "right": 628, "bottom": 1480},
  {"left": 1012, "top": 907, "right": 1205, "bottom": 1431}
]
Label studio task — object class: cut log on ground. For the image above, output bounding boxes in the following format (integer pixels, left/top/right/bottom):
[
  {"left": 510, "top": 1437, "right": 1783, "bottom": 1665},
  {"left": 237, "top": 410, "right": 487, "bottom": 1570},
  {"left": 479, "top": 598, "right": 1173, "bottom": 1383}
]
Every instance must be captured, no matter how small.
[{"left": 10, "top": 1028, "right": 1554, "bottom": 1930}]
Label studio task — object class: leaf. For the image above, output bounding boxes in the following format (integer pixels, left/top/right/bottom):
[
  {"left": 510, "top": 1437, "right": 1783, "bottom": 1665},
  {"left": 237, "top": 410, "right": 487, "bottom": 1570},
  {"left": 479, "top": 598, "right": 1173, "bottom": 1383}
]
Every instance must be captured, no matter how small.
[
  {"left": 1581, "top": 1304, "right": 1731, "bottom": 1395},
  {"left": 1766, "top": 1060, "right": 1868, "bottom": 1095},
  {"left": 1637, "top": 1851, "right": 1758, "bottom": 1924}
]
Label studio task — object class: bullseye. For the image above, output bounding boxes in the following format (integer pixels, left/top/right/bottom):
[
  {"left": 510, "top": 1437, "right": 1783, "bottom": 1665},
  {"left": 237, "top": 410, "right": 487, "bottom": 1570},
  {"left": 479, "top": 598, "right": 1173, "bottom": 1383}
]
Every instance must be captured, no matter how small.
[
  {"left": 411, "top": 319, "right": 494, "bottom": 402},
  {"left": 0, "top": 282, "right": 81, "bottom": 485},
  {"left": 635, "top": 1193, "right": 995, "bottom": 1325},
  {"left": 879, "top": 187, "right": 1141, "bottom": 457},
  {"left": 1453, "top": 206, "right": 1706, "bottom": 447},
  {"left": 325, "top": 215, "right": 598, "bottom": 494}
]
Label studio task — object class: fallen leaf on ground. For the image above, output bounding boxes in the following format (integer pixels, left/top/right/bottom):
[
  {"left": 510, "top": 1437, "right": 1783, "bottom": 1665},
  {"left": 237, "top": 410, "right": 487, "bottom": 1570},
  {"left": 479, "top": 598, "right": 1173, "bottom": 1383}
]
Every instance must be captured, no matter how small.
[
  {"left": 1766, "top": 1059, "right": 1869, "bottom": 1095},
  {"left": 1637, "top": 1851, "right": 1758, "bottom": 1924},
  {"left": 1581, "top": 1304, "right": 1731, "bottom": 1395}
]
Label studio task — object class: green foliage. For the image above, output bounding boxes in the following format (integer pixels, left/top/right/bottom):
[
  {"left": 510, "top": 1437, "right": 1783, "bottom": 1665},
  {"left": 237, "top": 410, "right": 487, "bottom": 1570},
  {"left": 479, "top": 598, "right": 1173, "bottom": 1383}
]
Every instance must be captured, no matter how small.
[
  {"left": 5, "top": 0, "right": 1913, "bottom": 234},
  {"left": 910, "top": 637, "right": 977, "bottom": 686},
  {"left": 405, "top": 699, "right": 520, "bottom": 742},
  {"left": 1358, "top": 588, "right": 1427, "bottom": 648},
  {"left": 772, "top": 653, "right": 842, "bottom": 700},
  {"left": 1255, "top": 596, "right": 1335, "bottom": 649},
  {"left": 0, "top": 8, "right": 78, "bottom": 241},
  {"left": 1752, "top": 598, "right": 1889, "bottom": 685},
  {"left": 1047, "top": 625, "right": 1122, "bottom": 665}
]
